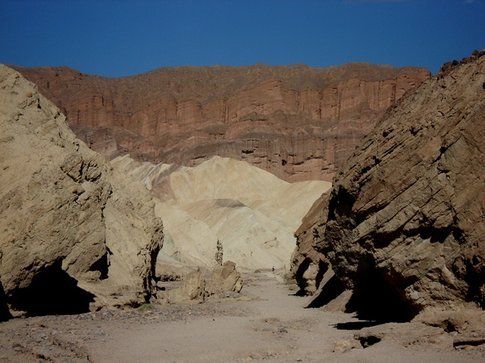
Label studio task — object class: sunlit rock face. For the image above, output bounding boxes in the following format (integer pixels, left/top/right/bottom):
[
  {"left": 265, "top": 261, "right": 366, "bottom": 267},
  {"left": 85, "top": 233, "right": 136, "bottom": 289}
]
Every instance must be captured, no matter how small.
[
  {"left": 0, "top": 65, "right": 163, "bottom": 319},
  {"left": 15, "top": 63, "right": 429, "bottom": 182},
  {"left": 111, "top": 155, "right": 332, "bottom": 272},
  {"left": 291, "top": 52, "right": 485, "bottom": 321}
]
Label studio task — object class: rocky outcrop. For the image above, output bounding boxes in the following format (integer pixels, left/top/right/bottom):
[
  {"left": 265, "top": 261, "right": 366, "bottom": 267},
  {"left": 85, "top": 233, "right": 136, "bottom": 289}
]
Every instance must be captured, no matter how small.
[
  {"left": 15, "top": 64, "right": 429, "bottom": 182},
  {"left": 292, "top": 52, "right": 484, "bottom": 321},
  {"left": 163, "top": 261, "right": 243, "bottom": 303},
  {"left": 290, "top": 192, "right": 330, "bottom": 295},
  {"left": 206, "top": 261, "right": 243, "bottom": 296},
  {"left": 86, "top": 167, "right": 163, "bottom": 308},
  {"left": 0, "top": 65, "right": 163, "bottom": 318}
]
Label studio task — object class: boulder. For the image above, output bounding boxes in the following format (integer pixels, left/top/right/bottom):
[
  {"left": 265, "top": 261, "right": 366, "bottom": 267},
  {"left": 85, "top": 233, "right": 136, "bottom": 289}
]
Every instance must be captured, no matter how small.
[
  {"left": 206, "top": 261, "right": 243, "bottom": 295},
  {"left": 166, "top": 261, "right": 243, "bottom": 303},
  {"left": 167, "top": 269, "right": 208, "bottom": 303}
]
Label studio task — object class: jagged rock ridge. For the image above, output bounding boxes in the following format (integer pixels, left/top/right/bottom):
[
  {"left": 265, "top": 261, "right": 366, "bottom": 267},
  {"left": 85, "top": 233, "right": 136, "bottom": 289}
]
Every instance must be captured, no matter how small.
[
  {"left": 292, "top": 52, "right": 485, "bottom": 321},
  {"left": 15, "top": 63, "right": 429, "bottom": 181}
]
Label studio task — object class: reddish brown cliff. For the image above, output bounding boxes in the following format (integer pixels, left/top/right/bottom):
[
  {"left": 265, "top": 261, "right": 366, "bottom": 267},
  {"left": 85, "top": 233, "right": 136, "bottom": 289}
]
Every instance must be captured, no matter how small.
[{"left": 15, "top": 64, "right": 429, "bottom": 181}]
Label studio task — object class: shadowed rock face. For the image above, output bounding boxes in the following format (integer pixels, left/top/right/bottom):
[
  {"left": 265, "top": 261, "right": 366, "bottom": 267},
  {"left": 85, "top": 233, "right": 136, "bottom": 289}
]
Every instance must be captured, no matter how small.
[
  {"left": 292, "top": 52, "right": 485, "bottom": 321},
  {"left": 0, "top": 65, "right": 163, "bottom": 318},
  {"left": 14, "top": 64, "right": 429, "bottom": 181},
  {"left": 290, "top": 192, "right": 331, "bottom": 295}
]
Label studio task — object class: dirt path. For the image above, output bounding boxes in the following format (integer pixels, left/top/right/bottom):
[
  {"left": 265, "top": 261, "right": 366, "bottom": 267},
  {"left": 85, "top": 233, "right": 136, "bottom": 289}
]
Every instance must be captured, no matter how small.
[
  {"left": 88, "top": 273, "right": 481, "bottom": 362},
  {"left": 0, "top": 273, "right": 483, "bottom": 362}
]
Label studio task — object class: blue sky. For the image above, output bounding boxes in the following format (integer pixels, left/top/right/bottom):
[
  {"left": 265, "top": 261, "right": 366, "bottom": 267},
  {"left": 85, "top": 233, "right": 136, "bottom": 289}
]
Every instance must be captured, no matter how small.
[{"left": 0, "top": 0, "right": 483, "bottom": 77}]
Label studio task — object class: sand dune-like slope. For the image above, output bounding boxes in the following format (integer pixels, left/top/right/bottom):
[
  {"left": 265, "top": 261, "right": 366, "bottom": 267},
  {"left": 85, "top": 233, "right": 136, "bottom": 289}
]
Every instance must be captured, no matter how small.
[{"left": 112, "top": 155, "right": 331, "bottom": 270}]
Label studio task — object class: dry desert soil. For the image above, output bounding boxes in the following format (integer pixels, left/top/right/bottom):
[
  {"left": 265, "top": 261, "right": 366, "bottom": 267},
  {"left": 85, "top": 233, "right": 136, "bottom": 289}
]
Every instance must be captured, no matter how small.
[{"left": 0, "top": 272, "right": 482, "bottom": 363}]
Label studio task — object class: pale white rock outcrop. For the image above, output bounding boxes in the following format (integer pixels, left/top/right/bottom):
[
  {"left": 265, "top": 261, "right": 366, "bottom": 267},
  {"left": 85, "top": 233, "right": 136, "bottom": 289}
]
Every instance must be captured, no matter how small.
[{"left": 111, "top": 155, "right": 331, "bottom": 272}]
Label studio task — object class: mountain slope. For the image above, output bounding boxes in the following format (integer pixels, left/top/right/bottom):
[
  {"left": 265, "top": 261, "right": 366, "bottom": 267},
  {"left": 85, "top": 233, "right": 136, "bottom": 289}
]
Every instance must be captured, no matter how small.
[{"left": 112, "top": 155, "right": 331, "bottom": 270}]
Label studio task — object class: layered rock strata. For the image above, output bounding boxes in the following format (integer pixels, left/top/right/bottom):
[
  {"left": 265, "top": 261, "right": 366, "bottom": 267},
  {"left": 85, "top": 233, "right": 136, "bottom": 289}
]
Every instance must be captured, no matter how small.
[
  {"left": 292, "top": 52, "right": 485, "bottom": 321},
  {"left": 0, "top": 65, "right": 163, "bottom": 320},
  {"left": 15, "top": 64, "right": 429, "bottom": 181}
]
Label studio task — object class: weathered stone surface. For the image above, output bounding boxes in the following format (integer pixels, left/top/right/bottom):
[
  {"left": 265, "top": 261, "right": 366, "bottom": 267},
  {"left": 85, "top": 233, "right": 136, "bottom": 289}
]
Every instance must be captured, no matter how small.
[
  {"left": 15, "top": 64, "right": 429, "bottom": 182},
  {"left": 0, "top": 65, "right": 163, "bottom": 318},
  {"left": 206, "top": 261, "right": 243, "bottom": 296},
  {"left": 166, "top": 269, "right": 208, "bottom": 303},
  {"left": 290, "top": 192, "right": 330, "bottom": 295},
  {"left": 165, "top": 262, "right": 243, "bottom": 303},
  {"left": 416, "top": 306, "right": 485, "bottom": 346},
  {"left": 293, "top": 52, "right": 484, "bottom": 320},
  {"left": 85, "top": 167, "right": 163, "bottom": 308}
]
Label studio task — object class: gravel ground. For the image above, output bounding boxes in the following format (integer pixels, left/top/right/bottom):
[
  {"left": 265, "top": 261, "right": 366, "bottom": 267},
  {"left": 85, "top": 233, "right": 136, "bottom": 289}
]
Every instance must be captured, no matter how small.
[{"left": 0, "top": 272, "right": 483, "bottom": 362}]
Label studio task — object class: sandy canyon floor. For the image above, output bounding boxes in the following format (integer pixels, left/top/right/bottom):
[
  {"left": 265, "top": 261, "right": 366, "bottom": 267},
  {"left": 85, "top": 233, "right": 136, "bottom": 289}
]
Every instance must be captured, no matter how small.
[{"left": 0, "top": 273, "right": 482, "bottom": 363}]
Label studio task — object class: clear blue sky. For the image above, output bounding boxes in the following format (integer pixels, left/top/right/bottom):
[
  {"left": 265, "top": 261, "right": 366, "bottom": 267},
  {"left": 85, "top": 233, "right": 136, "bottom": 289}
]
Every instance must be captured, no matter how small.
[{"left": 0, "top": 0, "right": 483, "bottom": 77}]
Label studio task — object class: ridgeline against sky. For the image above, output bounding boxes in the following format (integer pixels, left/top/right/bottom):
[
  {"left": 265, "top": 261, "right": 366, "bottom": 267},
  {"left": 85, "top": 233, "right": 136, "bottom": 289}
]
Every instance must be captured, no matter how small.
[{"left": 0, "top": 0, "right": 484, "bottom": 76}]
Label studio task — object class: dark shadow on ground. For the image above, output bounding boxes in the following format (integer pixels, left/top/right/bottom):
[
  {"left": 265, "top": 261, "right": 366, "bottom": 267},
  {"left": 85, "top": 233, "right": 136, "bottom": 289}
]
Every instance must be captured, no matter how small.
[{"left": 333, "top": 320, "right": 383, "bottom": 330}]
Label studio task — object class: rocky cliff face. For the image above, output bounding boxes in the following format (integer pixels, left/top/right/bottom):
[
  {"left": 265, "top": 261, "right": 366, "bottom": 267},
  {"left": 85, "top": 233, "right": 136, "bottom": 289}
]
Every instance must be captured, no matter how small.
[
  {"left": 15, "top": 64, "right": 429, "bottom": 181},
  {"left": 292, "top": 52, "right": 484, "bottom": 321},
  {"left": 0, "top": 65, "right": 163, "bottom": 320}
]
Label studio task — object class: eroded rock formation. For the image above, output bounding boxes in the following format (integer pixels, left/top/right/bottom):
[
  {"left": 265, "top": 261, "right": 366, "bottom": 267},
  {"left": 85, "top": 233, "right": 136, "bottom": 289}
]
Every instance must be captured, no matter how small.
[
  {"left": 290, "top": 192, "right": 330, "bottom": 295},
  {"left": 292, "top": 52, "right": 485, "bottom": 321},
  {"left": 111, "top": 155, "right": 331, "bottom": 271},
  {"left": 163, "top": 261, "right": 243, "bottom": 304},
  {"left": 15, "top": 64, "right": 429, "bottom": 181},
  {"left": 0, "top": 65, "right": 163, "bottom": 319}
]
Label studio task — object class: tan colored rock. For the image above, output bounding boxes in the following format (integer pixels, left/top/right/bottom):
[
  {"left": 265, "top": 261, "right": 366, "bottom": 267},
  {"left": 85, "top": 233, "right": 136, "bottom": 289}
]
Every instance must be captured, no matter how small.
[
  {"left": 166, "top": 262, "right": 243, "bottom": 304},
  {"left": 0, "top": 65, "right": 163, "bottom": 318},
  {"left": 416, "top": 306, "right": 485, "bottom": 344},
  {"left": 15, "top": 64, "right": 429, "bottom": 182},
  {"left": 167, "top": 269, "right": 208, "bottom": 303},
  {"left": 293, "top": 52, "right": 485, "bottom": 321},
  {"left": 83, "top": 167, "right": 163, "bottom": 308},
  {"left": 206, "top": 261, "right": 243, "bottom": 295},
  {"left": 332, "top": 339, "right": 361, "bottom": 353},
  {"left": 290, "top": 192, "right": 330, "bottom": 295}
]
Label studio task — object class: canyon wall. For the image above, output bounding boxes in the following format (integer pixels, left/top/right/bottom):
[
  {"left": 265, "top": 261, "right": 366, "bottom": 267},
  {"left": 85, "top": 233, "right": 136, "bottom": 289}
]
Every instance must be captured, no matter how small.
[
  {"left": 15, "top": 64, "right": 429, "bottom": 181},
  {"left": 292, "top": 52, "right": 484, "bottom": 321},
  {"left": 0, "top": 65, "right": 163, "bottom": 319}
]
